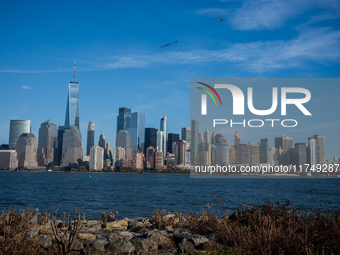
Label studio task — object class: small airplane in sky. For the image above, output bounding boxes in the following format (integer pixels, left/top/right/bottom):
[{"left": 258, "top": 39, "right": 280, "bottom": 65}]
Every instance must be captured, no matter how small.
[
  {"left": 218, "top": 18, "right": 224, "bottom": 22},
  {"left": 160, "top": 41, "right": 178, "bottom": 48}
]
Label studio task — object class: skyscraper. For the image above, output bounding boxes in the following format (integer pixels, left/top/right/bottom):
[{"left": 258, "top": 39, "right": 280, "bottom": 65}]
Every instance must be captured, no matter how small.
[
  {"left": 308, "top": 135, "right": 326, "bottom": 164},
  {"left": 127, "top": 112, "right": 145, "bottom": 152},
  {"left": 174, "top": 140, "right": 186, "bottom": 165},
  {"left": 61, "top": 126, "right": 82, "bottom": 167},
  {"left": 9, "top": 120, "right": 30, "bottom": 150},
  {"left": 160, "top": 116, "right": 167, "bottom": 157},
  {"left": 98, "top": 132, "right": 106, "bottom": 159},
  {"left": 275, "top": 135, "right": 293, "bottom": 165},
  {"left": 309, "top": 138, "right": 317, "bottom": 168},
  {"left": 144, "top": 128, "right": 158, "bottom": 153},
  {"left": 87, "top": 121, "right": 95, "bottom": 156},
  {"left": 16, "top": 133, "right": 38, "bottom": 168},
  {"left": 181, "top": 127, "right": 191, "bottom": 143},
  {"left": 156, "top": 131, "right": 164, "bottom": 152},
  {"left": 117, "top": 107, "right": 131, "bottom": 134},
  {"left": 64, "top": 63, "right": 80, "bottom": 129},
  {"left": 260, "top": 138, "right": 268, "bottom": 163},
  {"left": 37, "top": 120, "right": 57, "bottom": 166},
  {"left": 168, "top": 133, "right": 179, "bottom": 154},
  {"left": 116, "top": 130, "right": 132, "bottom": 160},
  {"left": 191, "top": 119, "right": 199, "bottom": 165},
  {"left": 89, "top": 146, "right": 104, "bottom": 171}
]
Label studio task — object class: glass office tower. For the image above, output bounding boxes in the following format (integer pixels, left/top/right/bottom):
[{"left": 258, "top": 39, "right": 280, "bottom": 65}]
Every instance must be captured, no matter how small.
[
  {"left": 64, "top": 81, "right": 80, "bottom": 129},
  {"left": 127, "top": 112, "right": 145, "bottom": 152}
]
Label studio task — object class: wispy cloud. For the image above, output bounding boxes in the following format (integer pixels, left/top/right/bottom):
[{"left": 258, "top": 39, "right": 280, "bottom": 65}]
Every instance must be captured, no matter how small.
[
  {"left": 0, "top": 68, "right": 71, "bottom": 74},
  {"left": 197, "top": 0, "right": 340, "bottom": 31},
  {"left": 22, "top": 85, "right": 32, "bottom": 90},
  {"left": 98, "top": 27, "right": 340, "bottom": 73}
]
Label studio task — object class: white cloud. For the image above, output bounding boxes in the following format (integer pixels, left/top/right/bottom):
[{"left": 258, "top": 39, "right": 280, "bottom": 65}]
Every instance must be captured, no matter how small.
[
  {"left": 197, "top": 0, "right": 340, "bottom": 31},
  {"left": 100, "top": 27, "right": 340, "bottom": 73},
  {"left": 22, "top": 85, "right": 32, "bottom": 89}
]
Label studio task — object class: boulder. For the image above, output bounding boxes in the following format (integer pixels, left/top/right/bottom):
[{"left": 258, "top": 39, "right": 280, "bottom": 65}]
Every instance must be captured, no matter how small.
[
  {"left": 178, "top": 238, "right": 195, "bottom": 254},
  {"left": 106, "top": 220, "right": 128, "bottom": 230},
  {"left": 187, "top": 234, "right": 210, "bottom": 248},
  {"left": 36, "top": 234, "right": 52, "bottom": 248},
  {"left": 78, "top": 233, "right": 97, "bottom": 245},
  {"left": 91, "top": 237, "right": 108, "bottom": 252},
  {"left": 87, "top": 222, "right": 102, "bottom": 233}
]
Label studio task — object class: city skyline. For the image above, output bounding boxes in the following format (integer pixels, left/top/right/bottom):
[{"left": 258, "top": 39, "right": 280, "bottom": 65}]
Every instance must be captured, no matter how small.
[{"left": 1, "top": 0, "right": 339, "bottom": 161}]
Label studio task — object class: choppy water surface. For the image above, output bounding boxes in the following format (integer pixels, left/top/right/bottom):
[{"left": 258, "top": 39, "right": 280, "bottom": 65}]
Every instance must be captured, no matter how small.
[{"left": 0, "top": 172, "right": 339, "bottom": 219}]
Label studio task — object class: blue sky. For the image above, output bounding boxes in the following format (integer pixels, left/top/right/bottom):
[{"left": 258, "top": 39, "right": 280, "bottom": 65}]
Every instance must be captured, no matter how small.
[{"left": 0, "top": 0, "right": 339, "bottom": 160}]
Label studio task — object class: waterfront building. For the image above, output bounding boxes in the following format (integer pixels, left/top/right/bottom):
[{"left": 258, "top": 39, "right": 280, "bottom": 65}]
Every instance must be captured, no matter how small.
[
  {"left": 215, "top": 143, "right": 230, "bottom": 166},
  {"left": 64, "top": 65, "right": 80, "bottom": 129},
  {"left": 309, "top": 138, "right": 317, "bottom": 168},
  {"left": 191, "top": 119, "right": 199, "bottom": 165},
  {"left": 127, "top": 112, "right": 145, "bottom": 152},
  {"left": 89, "top": 146, "right": 104, "bottom": 171},
  {"left": 133, "top": 151, "right": 144, "bottom": 170},
  {"left": 236, "top": 144, "right": 251, "bottom": 164},
  {"left": 154, "top": 150, "right": 163, "bottom": 171},
  {"left": 9, "top": 120, "right": 30, "bottom": 150},
  {"left": 156, "top": 131, "right": 164, "bottom": 153},
  {"left": 116, "top": 130, "right": 132, "bottom": 160},
  {"left": 295, "top": 143, "right": 308, "bottom": 168},
  {"left": 198, "top": 151, "right": 209, "bottom": 166},
  {"left": 160, "top": 116, "right": 167, "bottom": 157},
  {"left": 57, "top": 126, "right": 65, "bottom": 166},
  {"left": 98, "top": 132, "right": 106, "bottom": 159},
  {"left": 275, "top": 135, "right": 293, "bottom": 165},
  {"left": 113, "top": 147, "right": 125, "bottom": 167},
  {"left": 185, "top": 150, "right": 191, "bottom": 165},
  {"left": 37, "top": 120, "right": 57, "bottom": 166},
  {"left": 267, "top": 147, "right": 278, "bottom": 166},
  {"left": 230, "top": 146, "right": 236, "bottom": 164},
  {"left": 174, "top": 140, "right": 186, "bottom": 165},
  {"left": 87, "top": 121, "right": 95, "bottom": 156},
  {"left": 250, "top": 144, "right": 260, "bottom": 166},
  {"left": 144, "top": 128, "right": 158, "bottom": 154},
  {"left": 105, "top": 142, "right": 112, "bottom": 161},
  {"left": 168, "top": 133, "right": 179, "bottom": 154},
  {"left": 146, "top": 146, "right": 155, "bottom": 169},
  {"left": 0, "top": 150, "right": 18, "bottom": 170},
  {"left": 16, "top": 133, "right": 38, "bottom": 168},
  {"left": 308, "top": 135, "right": 326, "bottom": 164},
  {"left": 117, "top": 107, "right": 131, "bottom": 134},
  {"left": 260, "top": 138, "right": 268, "bottom": 163},
  {"left": 61, "top": 126, "right": 82, "bottom": 167}
]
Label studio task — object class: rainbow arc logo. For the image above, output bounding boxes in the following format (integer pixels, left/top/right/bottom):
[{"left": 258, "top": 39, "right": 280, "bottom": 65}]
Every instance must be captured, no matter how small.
[{"left": 196, "top": 82, "right": 223, "bottom": 106}]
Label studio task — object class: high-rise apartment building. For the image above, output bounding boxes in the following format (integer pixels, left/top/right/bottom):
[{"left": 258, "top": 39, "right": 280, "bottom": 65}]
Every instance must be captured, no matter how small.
[
  {"left": 234, "top": 131, "right": 240, "bottom": 147},
  {"left": 127, "top": 112, "right": 145, "bottom": 152},
  {"left": 191, "top": 119, "right": 199, "bottom": 165},
  {"left": 37, "top": 120, "right": 57, "bottom": 166},
  {"left": 160, "top": 116, "right": 167, "bottom": 157},
  {"left": 64, "top": 65, "right": 80, "bottom": 129},
  {"left": 215, "top": 143, "right": 230, "bottom": 166},
  {"left": 87, "top": 121, "right": 95, "bottom": 156},
  {"left": 308, "top": 135, "right": 325, "bottom": 164},
  {"left": 294, "top": 143, "right": 308, "bottom": 168},
  {"left": 61, "top": 126, "right": 82, "bottom": 167},
  {"left": 98, "top": 132, "right": 106, "bottom": 160},
  {"left": 117, "top": 107, "right": 131, "bottom": 134},
  {"left": 250, "top": 144, "right": 260, "bottom": 166},
  {"left": 309, "top": 138, "right": 317, "bottom": 168},
  {"left": 89, "top": 146, "right": 104, "bottom": 171},
  {"left": 16, "top": 133, "right": 38, "bottom": 168},
  {"left": 113, "top": 147, "right": 125, "bottom": 167},
  {"left": 0, "top": 150, "right": 18, "bottom": 170},
  {"left": 156, "top": 131, "right": 164, "bottom": 153},
  {"left": 9, "top": 120, "right": 30, "bottom": 150}
]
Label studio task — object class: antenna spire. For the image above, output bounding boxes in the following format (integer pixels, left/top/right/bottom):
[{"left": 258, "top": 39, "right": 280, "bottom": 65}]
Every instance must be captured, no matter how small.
[{"left": 73, "top": 59, "right": 76, "bottom": 82}]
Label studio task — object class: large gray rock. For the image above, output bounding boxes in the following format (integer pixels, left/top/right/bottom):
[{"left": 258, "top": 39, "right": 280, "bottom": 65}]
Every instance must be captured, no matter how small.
[
  {"left": 178, "top": 238, "right": 195, "bottom": 254},
  {"left": 187, "top": 234, "right": 210, "bottom": 248},
  {"left": 131, "top": 237, "right": 155, "bottom": 253},
  {"left": 87, "top": 222, "right": 102, "bottom": 233},
  {"left": 106, "top": 234, "right": 135, "bottom": 253},
  {"left": 173, "top": 228, "right": 191, "bottom": 242},
  {"left": 91, "top": 237, "right": 108, "bottom": 252},
  {"left": 65, "top": 239, "right": 84, "bottom": 251},
  {"left": 78, "top": 233, "right": 97, "bottom": 245},
  {"left": 36, "top": 234, "right": 52, "bottom": 248},
  {"left": 27, "top": 228, "right": 38, "bottom": 236}
]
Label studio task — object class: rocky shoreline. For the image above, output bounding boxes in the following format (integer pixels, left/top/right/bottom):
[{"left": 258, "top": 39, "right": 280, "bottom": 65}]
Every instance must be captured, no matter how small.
[{"left": 7, "top": 214, "right": 214, "bottom": 254}]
